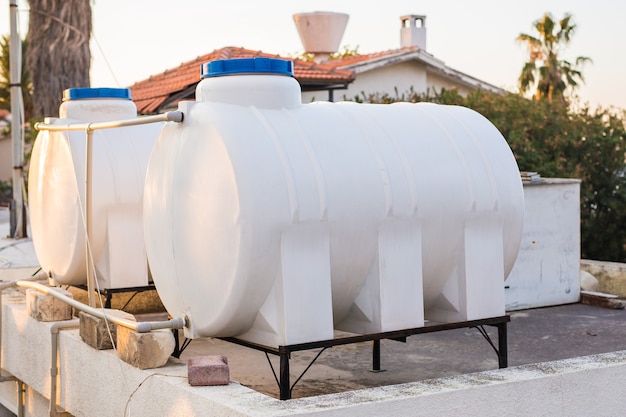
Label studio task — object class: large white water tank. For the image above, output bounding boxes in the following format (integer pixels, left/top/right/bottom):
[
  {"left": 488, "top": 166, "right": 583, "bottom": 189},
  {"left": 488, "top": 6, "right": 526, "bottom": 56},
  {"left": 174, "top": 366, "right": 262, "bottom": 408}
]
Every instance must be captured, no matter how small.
[
  {"left": 144, "top": 58, "right": 524, "bottom": 346},
  {"left": 29, "top": 88, "right": 163, "bottom": 289}
]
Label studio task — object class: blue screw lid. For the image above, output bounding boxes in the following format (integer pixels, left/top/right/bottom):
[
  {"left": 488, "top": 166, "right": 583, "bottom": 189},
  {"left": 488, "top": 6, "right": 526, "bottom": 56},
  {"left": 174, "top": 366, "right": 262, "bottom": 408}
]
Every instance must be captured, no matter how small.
[
  {"left": 63, "top": 88, "right": 132, "bottom": 101},
  {"left": 201, "top": 58, "right": 294, "bottom": 78}
]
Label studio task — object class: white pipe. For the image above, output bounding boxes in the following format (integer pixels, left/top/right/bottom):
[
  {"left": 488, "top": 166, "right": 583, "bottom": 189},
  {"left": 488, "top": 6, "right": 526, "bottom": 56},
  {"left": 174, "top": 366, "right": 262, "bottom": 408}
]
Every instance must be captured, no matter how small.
[
  {"left": 9, "top": 0, "right": 25, "bottom": 238},
  {"left": 17, "top": 379, "right": 24, "bottom": 417},
  {"left": 49, "top": 319, "right": 79, "bottom": 417},
  {"left": 34, "top": 111, "right": 184, "bottom": 132},
  {"left": 15, "top": 281, "right": 186, "bottom": 332},
  {"left": 0, "top": 271, "right": 48, "bottom": 290},
  {"left": 1, "top": 273, "right": 183, "bottom": 416}
]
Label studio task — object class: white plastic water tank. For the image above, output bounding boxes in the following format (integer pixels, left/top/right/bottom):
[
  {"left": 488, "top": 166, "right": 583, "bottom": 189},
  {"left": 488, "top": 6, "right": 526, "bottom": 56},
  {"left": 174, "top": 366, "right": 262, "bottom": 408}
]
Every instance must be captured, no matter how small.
[
  {"left": 29, "top": 88, "right": 163, "bottom": 289},
  {"left": 144, "top": 58, "right": 525, "bottom": 346}
]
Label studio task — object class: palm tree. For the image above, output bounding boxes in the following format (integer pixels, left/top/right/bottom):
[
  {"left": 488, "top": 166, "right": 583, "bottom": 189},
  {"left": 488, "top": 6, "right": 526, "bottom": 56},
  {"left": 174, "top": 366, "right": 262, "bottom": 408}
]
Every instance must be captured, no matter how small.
[
  {"left": 517, "top": 13, "right": 591, "bottom": 102},
  {"left": 0, "top": 35, "right": 34, "bottom": 120},
  {"left": 26, "top": 0, "right": 92, "bottom": 118}
]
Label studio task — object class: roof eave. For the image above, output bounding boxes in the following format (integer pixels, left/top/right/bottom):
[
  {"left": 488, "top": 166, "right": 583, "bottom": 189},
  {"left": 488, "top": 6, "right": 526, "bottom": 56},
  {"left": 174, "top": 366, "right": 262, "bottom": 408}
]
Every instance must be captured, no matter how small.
[
  {"left": 338, "top": 49, "right": 505, "bottom": 94},
  {"left": 426, "top": 66, "right": 505, "bottom": 94},
  {"left": 338, "top": 50, "right": 445, "bottom": 74}
]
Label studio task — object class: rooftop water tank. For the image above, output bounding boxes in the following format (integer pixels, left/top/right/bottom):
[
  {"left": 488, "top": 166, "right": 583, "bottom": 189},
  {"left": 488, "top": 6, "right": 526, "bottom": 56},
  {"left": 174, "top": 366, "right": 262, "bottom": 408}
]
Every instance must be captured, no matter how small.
[
  {"left": 144, "top": 58, "right": 524, "bottom": 346},
  {"left": 29, "top": 88, "right": 163, "bottom": 289}
]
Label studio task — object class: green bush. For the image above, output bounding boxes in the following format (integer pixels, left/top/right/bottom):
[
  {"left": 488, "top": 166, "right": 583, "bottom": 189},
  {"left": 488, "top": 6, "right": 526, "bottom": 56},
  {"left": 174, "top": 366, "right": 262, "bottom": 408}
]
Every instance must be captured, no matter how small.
[{"left": 0, "top": 179, "right": 11, "bottom": 207}]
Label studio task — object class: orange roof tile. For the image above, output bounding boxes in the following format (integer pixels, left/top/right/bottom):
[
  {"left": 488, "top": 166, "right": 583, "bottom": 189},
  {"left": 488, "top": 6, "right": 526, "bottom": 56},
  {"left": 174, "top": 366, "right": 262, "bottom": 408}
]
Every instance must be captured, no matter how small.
[{"left": 129, "top": 46, "right": 355, "bottom": 114}]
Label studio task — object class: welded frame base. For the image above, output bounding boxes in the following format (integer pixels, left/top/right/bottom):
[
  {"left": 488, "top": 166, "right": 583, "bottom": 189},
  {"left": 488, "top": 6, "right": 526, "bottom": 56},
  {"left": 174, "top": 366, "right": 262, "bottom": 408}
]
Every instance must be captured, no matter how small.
[{"left": 220, "top": 315, "right": 510, "bottom": 400}]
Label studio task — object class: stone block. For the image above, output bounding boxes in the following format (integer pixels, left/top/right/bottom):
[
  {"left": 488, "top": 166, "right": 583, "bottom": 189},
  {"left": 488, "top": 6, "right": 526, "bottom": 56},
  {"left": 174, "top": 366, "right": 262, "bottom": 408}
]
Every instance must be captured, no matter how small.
[
  {"left": 187, "top": 355, "right": 230, "bottom": 386},
  {"left": 580, "top": 290, "right": 625, "bottom": 310},
  {"left": 79, "top": 310, "right": 135, "bottom": 350},
  {"left": 26, "top": 288, "right": 73, "bottom": 322},
  {"left": 580, "top": 270, "right": 599, "bottom": 292},
  {"left": 117, "top": 326, "right": 175, "bottom": 369},
  {"left": 581, "top": 259, "right": 626, "bottom": 298}
]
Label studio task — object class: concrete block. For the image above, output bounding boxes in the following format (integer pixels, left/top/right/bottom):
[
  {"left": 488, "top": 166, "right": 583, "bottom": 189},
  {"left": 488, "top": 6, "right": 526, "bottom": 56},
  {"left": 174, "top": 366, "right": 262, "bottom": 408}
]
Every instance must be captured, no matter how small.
[
  {"left": 79, "top": 310, "right": 135, "bottom": 350},
  {"left": 26, "top": 288, "right": 73, "bottom": 322},
  {"left": 187, "top": 355, "right": 230, "bottom": 386},
  {"left": 117, "top": 326, "right": 174, "bottom": 369}
]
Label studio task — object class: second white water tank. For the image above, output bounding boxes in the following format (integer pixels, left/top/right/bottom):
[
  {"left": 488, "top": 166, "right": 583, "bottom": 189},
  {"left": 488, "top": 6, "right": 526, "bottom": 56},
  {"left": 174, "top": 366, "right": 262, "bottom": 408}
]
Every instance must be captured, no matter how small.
[
  {"left": 144, "top": 58, "right": 524, "bottom": 346},
  {"left": 29, "top": 88, "right": 163, "bottom": 289}
]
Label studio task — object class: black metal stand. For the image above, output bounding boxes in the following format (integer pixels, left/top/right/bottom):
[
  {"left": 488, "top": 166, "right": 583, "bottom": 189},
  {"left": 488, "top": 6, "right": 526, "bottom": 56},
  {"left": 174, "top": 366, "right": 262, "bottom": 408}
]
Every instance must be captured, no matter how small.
[{"left": 219, "top": 315, "right": 510, "bottom": 400}]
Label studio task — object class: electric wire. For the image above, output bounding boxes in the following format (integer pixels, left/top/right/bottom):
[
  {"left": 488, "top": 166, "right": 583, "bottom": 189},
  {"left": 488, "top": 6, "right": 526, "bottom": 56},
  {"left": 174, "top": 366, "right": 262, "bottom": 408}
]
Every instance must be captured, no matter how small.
[
  {"left": 123, "top": 373, "right": 186, "bottom": 417},
  {"left": 91, "top": 32, "right": 121, "bottom": 87},
  {"left": 120, "top": 291, "right": 139, "bottom": 311}
]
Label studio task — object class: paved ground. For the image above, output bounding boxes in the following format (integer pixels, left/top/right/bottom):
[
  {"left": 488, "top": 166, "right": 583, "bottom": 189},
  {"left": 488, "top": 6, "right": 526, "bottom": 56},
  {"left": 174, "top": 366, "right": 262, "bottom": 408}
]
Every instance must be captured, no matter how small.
[
  {"left": 0, "top": 403, "right": 11, "bottom": 417},
  {"left": 178, "top": 302, "right": 626, "bottom": 400}
]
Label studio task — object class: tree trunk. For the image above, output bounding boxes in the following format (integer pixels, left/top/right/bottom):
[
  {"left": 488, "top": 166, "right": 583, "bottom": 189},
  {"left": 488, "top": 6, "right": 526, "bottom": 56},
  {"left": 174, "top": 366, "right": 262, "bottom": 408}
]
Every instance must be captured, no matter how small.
[{"left": 26, "top": 0, "right": 92, "bottom": 118}]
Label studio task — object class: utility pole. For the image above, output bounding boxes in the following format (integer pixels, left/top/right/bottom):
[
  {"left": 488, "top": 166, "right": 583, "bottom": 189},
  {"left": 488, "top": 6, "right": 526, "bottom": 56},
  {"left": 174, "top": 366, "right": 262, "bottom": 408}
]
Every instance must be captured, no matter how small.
[{"left": 9, "top": 0, "right": 26, "bottom": 238}]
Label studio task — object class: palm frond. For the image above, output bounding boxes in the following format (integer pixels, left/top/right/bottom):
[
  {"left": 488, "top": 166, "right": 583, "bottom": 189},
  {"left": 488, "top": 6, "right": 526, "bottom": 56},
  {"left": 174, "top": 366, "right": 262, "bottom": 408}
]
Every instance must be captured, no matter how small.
[{"left": 517, "top": 12, "right": 589, "bottom": 102}]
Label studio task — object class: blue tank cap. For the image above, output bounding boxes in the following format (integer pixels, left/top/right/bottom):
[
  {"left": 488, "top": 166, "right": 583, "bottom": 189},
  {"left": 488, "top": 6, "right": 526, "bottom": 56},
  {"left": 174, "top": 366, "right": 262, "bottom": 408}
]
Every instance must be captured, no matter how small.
[
  {"left": 201, "top": 58, "right": 294, "bottom": 78},
  {"left": 63, "top": 87, "right": 132, "bottom": 101}
]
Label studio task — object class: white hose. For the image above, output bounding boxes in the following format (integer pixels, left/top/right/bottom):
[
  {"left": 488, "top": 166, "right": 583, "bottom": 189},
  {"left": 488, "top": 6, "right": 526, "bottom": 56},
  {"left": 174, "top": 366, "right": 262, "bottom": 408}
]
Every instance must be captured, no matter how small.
[
  {"left": 34, "top": 111, "right": 184, "bottom": 132},
  {"left": 49, "top": 319, "right": 79, "bottom": 417},
  {"left": 15, "top": 281, "right": 186, "bottom": 333}
]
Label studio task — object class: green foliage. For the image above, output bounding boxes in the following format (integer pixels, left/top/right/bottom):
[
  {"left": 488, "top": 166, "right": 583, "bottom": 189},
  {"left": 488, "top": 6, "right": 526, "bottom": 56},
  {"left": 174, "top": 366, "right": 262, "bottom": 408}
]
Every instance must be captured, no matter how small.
[
  {"left": 329, "top": 45, "right": 360, "bottom": 60},
  {"left": 350, "top": 87, "right": 626, "bottom": 262},
  {"left": 0, "top": 34, "right": 34, "bottom": 120},
  {"left": 295, "top": 45, "right": 360, "bottom": 62},
  {"left": 0, "top": 179, "right": 11, "bottom": 207}
]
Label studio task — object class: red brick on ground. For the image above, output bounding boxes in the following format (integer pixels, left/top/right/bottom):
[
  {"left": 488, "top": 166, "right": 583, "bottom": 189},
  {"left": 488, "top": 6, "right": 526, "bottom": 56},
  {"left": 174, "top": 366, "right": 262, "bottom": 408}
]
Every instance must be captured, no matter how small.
[{"left": 188, "top": 355, "right": 230, "bottom": 386}]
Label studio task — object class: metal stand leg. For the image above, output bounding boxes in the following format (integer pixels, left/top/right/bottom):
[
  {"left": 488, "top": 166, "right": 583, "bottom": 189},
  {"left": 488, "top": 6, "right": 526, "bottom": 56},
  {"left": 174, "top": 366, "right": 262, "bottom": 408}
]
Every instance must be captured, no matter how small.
[
  {"left": 104, "top": 292, "right": 113, "bottom": 309},
  {"left": 372, "top": 340, "right": 381, "bottom": 371},
  {"left": 498, "top": 322, "right": 508, "bottom": 368},
  {"left": 279, "top": 352, "right": 290, "bottom": 400},
  {"left": 172, "top": 329, "right": 180, "bottom": 358}
]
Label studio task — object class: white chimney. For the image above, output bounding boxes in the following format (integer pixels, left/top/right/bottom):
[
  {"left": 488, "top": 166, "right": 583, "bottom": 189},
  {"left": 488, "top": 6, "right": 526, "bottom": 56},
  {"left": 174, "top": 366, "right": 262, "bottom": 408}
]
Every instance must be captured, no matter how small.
[
  {"left": 293, "top": 11, "right": 349, "bottom": 62},
  {"left": 401, "top": 15, "right": 426, "bottom": 50}
]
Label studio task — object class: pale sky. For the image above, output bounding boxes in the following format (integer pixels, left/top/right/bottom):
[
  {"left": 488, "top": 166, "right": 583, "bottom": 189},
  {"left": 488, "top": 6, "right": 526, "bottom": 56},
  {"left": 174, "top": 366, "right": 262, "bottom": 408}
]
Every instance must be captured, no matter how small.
[{"left": 2, "top": 0, "right": 625, "bottom": 110}]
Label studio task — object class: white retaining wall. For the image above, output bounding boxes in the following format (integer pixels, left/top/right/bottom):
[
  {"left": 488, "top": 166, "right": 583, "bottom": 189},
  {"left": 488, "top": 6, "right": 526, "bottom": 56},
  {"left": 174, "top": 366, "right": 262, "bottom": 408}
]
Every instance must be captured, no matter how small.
[{"left": 1, "top": 288, "right": 626, "bottom": 417}]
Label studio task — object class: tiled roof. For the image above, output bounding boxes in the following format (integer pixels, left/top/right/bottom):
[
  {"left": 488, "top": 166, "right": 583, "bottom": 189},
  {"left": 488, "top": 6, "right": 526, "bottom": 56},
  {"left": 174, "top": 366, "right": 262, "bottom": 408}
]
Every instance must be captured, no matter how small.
[
  {"left": 129, "top": 45, "right": 502, "bottom": 114},
  {"left": 129, "top": 47, "right": 355, "bottom": 114}
]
